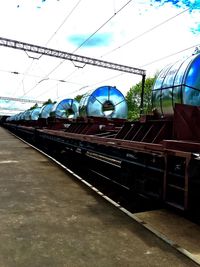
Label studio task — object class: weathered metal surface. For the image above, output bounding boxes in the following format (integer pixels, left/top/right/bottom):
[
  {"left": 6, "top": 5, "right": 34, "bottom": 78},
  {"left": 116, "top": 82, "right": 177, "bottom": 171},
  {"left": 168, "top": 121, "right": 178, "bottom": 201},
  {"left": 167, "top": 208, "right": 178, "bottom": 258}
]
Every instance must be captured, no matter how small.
[{"left": 173, "top": 103, "right": 200, "bottom": 142}]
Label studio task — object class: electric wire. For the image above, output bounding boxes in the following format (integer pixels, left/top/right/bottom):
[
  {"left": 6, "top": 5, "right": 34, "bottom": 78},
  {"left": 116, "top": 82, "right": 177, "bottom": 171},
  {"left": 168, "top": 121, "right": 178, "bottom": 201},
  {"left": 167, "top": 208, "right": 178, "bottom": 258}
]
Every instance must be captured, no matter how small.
[
  {"left": 17, "top": 0, "right": 83, "bottom": 98},
  {"left": 34, "top": 69, "right": 79, "bottom": 99},
  {"left": 0, "top": 68, "right": 81, "bottom": 85},
  {"left": 2, "top": 2, "right": 197, "bottom": 105},
  {"left": 71, "top": 43, "right": 200, "bottom": 92},
  {"left": 141, "top": 43, "right": 200, "bottom": 67},
  {"left": 45, "top": 0, "right": 83, "bottom": 46},
  {"left": 13, "top": 59, "right": 35, "bottom": 97},
  {"left": 68, "top": 5, "right": 192, "bottom": 91},
  {"left": 35, "top": 71, "right": 85, "bottom": 99},
  {"left": 23, "top": 0, "right": 133, "bottom": 99},
  {"left": 101, "top": 7, "right": 189, "bottom": 58},
  {"left": 18, "top": 41, "right": 200, "bottom": 101},
  {"left": 88, "top": 73, "right": 125, "bottom": 88},
  {"left": 59, "top": 72, "right": 125, "bottom": 99},
  {"left": 72, "top": 0, "right": 133, "bottom": 53},
  {"left": 51, "top": 3, "right": 190, "bottom": 95}
]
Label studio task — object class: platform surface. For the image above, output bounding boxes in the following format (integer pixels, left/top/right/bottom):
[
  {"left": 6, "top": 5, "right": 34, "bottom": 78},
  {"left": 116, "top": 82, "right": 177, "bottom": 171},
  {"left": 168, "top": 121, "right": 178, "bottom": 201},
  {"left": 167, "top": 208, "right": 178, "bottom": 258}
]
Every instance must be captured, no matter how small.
[
  {"left": 0, "top": 127, "right": 198, "bottom": 267},
  {"left": 136, "top": 209, "right": 200, "bottom": 262}
]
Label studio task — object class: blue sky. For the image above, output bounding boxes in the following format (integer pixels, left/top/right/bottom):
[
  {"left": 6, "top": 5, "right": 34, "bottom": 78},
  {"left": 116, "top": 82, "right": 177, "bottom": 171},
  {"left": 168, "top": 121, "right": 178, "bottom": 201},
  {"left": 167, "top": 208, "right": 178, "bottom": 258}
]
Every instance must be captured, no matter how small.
[
  {"left": 67, "top": 0, "right": 200, "bottom": 48},
  {"left": 68, "top": 33, "right": 113, "bottom": 47},
  {"left": 0, "top": 0, "right": 199, "bottom": 115}
]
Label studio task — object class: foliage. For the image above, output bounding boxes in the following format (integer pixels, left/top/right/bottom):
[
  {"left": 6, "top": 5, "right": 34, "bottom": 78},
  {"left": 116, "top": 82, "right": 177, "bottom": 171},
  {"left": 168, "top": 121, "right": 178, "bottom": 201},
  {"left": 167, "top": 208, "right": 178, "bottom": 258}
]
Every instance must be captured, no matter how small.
[
  {"left": 74, "top": 94, "right": 83, "bottom": 102},
  {"left": 29, "top": 103, "right": 38, "bottom": 110},
  {"left": 42, "top": 98, "right": 56, "bottom": 106},
  {"left": 125, "top": 76, "right": 156, "bottom": 120}
]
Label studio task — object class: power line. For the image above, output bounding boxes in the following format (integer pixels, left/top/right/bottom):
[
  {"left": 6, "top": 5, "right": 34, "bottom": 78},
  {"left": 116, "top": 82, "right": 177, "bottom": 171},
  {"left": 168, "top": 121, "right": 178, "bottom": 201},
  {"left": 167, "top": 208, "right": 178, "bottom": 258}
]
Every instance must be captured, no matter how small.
[
  {"left": 0, "top": 68, "right": 82, "bottom": 85},
  {"left": 13, "top": 59, "right": 35, "bottom": 97},
  {"left": 13, "top": 0, "right": 83, "bottom": 98},
  {"left": 73, "top": 44, "right": 200, "bottom": 90},
  {"left": 62, "top": 2, "right": 187, "bottom": 92},
  {"left": 55, "top": 0, "right": 134, "bottom": 97},
  {"left": 75, "top": 43, "right": 200, "bottom": 87},
  {"left": 45, "top": 0, "right": 83, "bottom": 46},
  {"left": 27, "top": 0, "right": 133, "bottom": 98},
  {"left": 1, "top": 2, "right": 193, "bottom": 102},
  {"left": 31, "top": 43, "right": 200, "bottom": 100},
  {"left": 54, "top": 85, "right": 89, "bottom": 101},
  {"left": 73, "top": 0, "right": 133, "bottom": 53},
  {"left": 35, "top": 70, "right": 85, "bottom": 99},
  {"left": 141, "top": 43, "right": 200, "bottom": 67},
  {"left": 101, "top": 7, "right": 189, "bottom": 58},
  {"left": 63, "top": 73, "right": 125, "bottom": 99},
  {"left": 89, "top": 73, "right": 125, "bottom": 88}
]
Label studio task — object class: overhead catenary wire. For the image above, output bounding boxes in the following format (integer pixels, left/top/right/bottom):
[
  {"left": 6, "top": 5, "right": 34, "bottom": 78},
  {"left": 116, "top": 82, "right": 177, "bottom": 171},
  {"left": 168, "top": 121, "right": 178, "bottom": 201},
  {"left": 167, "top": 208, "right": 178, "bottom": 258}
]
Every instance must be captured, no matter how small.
[
  {"left": 13, "top": 59, "right": 35, "bottom": 97},
  {"left": 141, "top": 43, "right": 200, "bottom": 67},
  {"left": 0, "top": 68, "right": 82, "bottom": 85},
  {"left": 21, "top": 0, "right": 133, "bottom": 99},
  {"left": 45, "top": 0, "right": 83, "bottom": 46},
  {"left": 20, "top": 41, "right": 200, "bottom": 101},
  {"left": 20, "top": 43, "right": 199, "bottom": 100},
  {"left": 35, "top": 70, "right": 85, "bottom": 99},
  {"left": 16, "top": 0, "right": 83, "bottom": 98},
  {"left": 62, "top": 0, "right": 134, "bottom": 88},
  {"left": 81, "top": 7, "right": 194, "bottom": 86},
  {"left": 83, "top": 43, "right": 200, "bottom": 89},
  {"left": 2, "top": 2, "right": 197, "bottom": 103},
  {"left": 72, "top": 0, "right": 133, "bottom": 53},
  {"left": 101, "top": 7, "right": 189, "bottom": 58},
  {"left": 60, "top": 72, "right": 125, "bottom": 99},
  {"left": 52, "top": 3, "right": 190, "bottom": 95}
]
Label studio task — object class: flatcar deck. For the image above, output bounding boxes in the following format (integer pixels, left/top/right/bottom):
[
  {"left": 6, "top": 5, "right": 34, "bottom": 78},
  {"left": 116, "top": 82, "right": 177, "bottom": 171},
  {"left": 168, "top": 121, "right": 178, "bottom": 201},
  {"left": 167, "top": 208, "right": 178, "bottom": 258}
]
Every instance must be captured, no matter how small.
[{"left": 0, "top": 127, "right": 199, "bottom": 267}]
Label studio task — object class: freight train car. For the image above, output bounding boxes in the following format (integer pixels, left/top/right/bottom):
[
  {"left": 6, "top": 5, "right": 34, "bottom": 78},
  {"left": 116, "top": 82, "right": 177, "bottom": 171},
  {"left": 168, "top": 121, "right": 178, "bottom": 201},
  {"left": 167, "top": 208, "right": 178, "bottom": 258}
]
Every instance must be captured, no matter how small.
[{"left": 3, "top": 55, "right": 200, "bottom": 221}]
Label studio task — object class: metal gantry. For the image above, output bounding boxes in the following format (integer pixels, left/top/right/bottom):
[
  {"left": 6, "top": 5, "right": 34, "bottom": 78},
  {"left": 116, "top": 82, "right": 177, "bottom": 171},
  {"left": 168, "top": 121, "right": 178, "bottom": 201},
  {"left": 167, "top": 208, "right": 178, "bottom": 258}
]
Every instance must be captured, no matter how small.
[
  {"left": 0, "top": 96, "right": 45, "bottom": 104},
  {"left": 0, "top": 36, "right": 147, "bottom": 115},
  {"left": 0, "top": 37, "right": 146, "bottom": 76},
  {"left": 0, "top": 107, "right": 25, "bottom": 112}
]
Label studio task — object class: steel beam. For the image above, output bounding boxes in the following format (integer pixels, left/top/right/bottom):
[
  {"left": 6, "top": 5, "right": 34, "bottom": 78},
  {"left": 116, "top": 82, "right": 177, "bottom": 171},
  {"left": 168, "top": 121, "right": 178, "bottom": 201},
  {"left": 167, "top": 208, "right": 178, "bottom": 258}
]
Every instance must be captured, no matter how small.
[
  {"left": 0, "top": 37, "right": 146, "bottom": 76},
  {"left": 0, "top": 96, "right": 44, "bottom": 104}
]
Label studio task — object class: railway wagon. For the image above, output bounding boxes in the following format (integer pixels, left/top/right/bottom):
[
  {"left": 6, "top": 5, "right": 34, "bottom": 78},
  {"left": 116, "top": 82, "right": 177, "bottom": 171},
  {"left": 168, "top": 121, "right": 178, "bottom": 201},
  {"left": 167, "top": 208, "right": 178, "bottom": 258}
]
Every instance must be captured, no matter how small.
[{"left": 3, "top": 54, "right": 200, "bottom": 221}]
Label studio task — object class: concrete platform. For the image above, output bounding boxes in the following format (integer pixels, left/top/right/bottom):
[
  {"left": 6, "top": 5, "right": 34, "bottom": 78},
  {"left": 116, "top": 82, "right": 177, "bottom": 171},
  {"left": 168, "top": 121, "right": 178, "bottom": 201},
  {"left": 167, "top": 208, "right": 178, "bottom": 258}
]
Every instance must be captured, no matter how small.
[
  {"left": 135, "top": 209, "right": 200, "bottom": 263},
  {"left": 0, "top": 126, "right": 198, "bottom": 267}
]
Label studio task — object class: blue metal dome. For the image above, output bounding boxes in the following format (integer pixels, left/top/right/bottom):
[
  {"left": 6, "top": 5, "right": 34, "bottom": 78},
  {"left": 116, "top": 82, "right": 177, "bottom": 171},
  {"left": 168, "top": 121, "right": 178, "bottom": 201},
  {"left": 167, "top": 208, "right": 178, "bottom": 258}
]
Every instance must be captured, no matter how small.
[{"left": 152, "top": 52, "right": 200, "bottom": 115}]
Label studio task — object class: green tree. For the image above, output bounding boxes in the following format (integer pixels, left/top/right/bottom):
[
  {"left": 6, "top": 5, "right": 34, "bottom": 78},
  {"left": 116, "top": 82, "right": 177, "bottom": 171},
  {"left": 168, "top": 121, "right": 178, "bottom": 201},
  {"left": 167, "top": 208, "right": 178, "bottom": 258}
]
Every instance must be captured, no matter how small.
[
  {"left": 42, "top": 98, "right": 56, "bottom": 106},
  {"left": 126, "top": 76, "right": 156, "bottom": 120},
  {"left": 74, "top": 94, "right": 83, "bottom": 102},
  {"left": 29, "top": 103, "right": 38, "bottom": 110}
]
